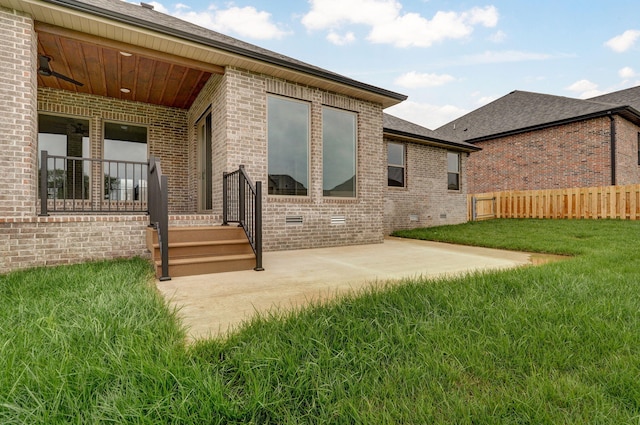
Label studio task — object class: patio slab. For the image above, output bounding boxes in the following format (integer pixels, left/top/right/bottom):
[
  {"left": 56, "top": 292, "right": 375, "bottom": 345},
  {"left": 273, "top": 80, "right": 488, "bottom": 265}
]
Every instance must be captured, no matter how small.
[{"left": 155, "top": 237, "right": 532, "bottom": 340}]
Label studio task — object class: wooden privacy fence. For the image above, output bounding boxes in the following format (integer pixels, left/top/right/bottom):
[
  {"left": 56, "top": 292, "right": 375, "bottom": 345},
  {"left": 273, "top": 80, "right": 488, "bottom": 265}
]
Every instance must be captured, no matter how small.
[{"left": 468, "top": 184, "right": 640, "bottom": 221}]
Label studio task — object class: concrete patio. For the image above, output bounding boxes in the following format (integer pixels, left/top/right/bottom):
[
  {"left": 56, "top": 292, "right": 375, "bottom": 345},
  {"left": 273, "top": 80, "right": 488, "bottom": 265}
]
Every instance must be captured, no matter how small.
[{"left": 155, "top": 237, "right": 533, "bottom": 340}]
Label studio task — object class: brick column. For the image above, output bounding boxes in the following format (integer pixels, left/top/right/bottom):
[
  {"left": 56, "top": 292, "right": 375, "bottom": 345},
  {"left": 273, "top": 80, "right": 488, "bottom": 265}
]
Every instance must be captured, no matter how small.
[{"left": 0, "top": 7, "right": 38, "bottom": 217}]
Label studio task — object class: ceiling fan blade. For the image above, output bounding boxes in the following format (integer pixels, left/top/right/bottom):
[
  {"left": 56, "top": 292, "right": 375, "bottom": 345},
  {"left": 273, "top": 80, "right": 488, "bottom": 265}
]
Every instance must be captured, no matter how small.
[
  {"left": 50, "top": 70, "right": 84, "bottom": 87},
  {"left": 37, "top": 54, "right": 84, "bottom": 86},
  {"left": 38, "top": 55, "right": 52, "bottom": 76}
]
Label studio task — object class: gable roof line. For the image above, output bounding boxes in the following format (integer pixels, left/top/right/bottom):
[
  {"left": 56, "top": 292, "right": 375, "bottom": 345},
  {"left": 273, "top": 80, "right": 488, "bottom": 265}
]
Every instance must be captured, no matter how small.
[
  {"left": 383, "top": 113, "right": 480, "bottom": 152},
  {"left": 39, "top": 0, "right": 407, "bottom": 105},
  {"left": 466, "top": 105, "right": 640, "bottom": 143},
  {"left": 384, "top": 127, "right": 482, "bottom": 152},
  {"left": 433, "top": 88, "right": 640, "bottom": 143}
]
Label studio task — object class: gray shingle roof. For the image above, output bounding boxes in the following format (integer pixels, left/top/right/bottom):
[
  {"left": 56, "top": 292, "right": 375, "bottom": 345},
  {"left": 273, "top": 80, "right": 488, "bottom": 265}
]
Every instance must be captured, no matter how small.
[
  {"left": 383, "top": 113, "right": 480, "bottom": 151},
  {"left": 44, "top": 0, "right": 406, "bottom": 103},
  {"left": 432, "top": 90, "right": 630, "bottom": 143},
  {"left": 588, "top": 85, "right": 640, "bottom": 111}
]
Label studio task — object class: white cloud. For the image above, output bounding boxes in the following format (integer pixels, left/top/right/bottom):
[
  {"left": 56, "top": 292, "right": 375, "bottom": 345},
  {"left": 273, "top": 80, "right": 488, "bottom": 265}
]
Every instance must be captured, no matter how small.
[
  {"left": 460, "top": 50, "right": 554, "bottom": 65},
  {"left": 619, "top": 66, "right": 637, "bottom": 79},
  {"left": 327, "top": 31, "right": 356, "bottom": 45},
  {"left": 386, "top": 100, "right": 468, "bottom": 129},
  {"left": 566, "top": 79, "right": 603, "bottom": 98},
  {"left": 394, "top": 71, "right": 455, "bottom": 88},
  {"left": 489, "top": 30, "right": 506, "bottom": 43},
  {"left": 301, "top": 0, "right": 498, "bottom": 48},
  {"left": 605, "top": 30, "right": 640, "bottom": 53},
  {"left": 301, "top": 0, "right": 402, "bottom": 30},
  {"left": 151, "top": 2, "right": 290, "bottom": 40}
]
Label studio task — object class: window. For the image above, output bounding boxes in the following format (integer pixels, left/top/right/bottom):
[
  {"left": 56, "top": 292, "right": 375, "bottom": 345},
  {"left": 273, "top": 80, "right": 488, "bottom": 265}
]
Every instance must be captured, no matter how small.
[
  {"left": 323, "top": 106, "right": 357, "bottom": 197},
  {"left": 447, "top": 152, "right": 460, "bottom": 190},
  {"left": 387, "top": 142, "right": 405, "bottom": 187},
  {"left": 38, "top": 114, "right": 90, "bottom": 199},
  {"left": 267, "top": 95, "right": 310, "bottom": 196},
  {"left": 103, "top": 122, "right": 147, "bottom": 201}
]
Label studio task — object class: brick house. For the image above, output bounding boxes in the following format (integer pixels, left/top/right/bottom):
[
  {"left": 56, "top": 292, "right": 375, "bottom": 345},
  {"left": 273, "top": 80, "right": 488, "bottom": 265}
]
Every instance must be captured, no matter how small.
[
  {"left": 0, "top": 0, "right": 478, "bottom": 277},
  {"left": 433, "top": 87, "right": 640, "bottom": 194}
]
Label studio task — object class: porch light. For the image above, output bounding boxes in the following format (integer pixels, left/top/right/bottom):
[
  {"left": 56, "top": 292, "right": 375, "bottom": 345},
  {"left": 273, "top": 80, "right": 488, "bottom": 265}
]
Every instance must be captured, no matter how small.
[{"left": 120, "top": 88, "right": 131, "bottom": 93}]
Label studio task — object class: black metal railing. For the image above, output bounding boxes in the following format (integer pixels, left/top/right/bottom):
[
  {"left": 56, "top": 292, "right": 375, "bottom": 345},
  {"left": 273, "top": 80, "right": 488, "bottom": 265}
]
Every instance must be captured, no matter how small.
[
  {"left": 223, "top": 165, "right": 263, "bottom": 271},
  {"left": 39, "top": 150, "right": 148, "bottom": 215},
  {"left": 38, "top": 150, "right": 170, "bottom": 280},
  {"left": 148, "top": 155, "right": 170, "bottom": 281}
]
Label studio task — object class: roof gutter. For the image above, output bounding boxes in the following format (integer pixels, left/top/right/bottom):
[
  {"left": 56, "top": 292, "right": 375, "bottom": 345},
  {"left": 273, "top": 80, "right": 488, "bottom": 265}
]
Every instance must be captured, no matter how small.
[
  {"left": 38, "top": 0, "right": 407, "bottom": 104},
  {"left": 384, "top": 128, "right": 481, "bottom": 152}
]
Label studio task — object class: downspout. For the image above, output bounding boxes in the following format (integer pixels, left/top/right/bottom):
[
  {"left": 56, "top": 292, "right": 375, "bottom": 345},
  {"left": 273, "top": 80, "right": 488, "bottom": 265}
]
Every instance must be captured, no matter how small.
[{"left": 608, "top": 113, "right": 616, "bottom": 186}]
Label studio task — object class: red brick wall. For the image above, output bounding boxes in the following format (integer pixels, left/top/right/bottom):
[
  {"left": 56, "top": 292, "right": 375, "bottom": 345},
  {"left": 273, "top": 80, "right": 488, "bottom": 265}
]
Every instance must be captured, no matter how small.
[
  {"left": 467, "top": 117, "right": 614, "bottom": 193},
  {"left": 614, "top": 116, "right": 640, "bottom": 186}
]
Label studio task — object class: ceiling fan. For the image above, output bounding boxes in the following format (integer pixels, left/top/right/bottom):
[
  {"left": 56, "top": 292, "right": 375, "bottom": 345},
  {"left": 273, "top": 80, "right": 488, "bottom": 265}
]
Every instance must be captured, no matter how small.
[{"left": 38, "top": 55, "right": 84, "bottom": 87}]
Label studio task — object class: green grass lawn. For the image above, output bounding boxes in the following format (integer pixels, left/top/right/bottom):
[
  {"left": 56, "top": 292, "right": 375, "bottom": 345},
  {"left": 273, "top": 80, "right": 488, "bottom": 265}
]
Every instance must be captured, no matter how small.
[{"left": 1, "top": 219, "right": 640, "bottom": 424}]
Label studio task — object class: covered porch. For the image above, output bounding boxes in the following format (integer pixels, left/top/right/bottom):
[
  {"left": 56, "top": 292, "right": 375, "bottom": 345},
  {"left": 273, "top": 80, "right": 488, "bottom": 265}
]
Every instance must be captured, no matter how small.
[{"left": 18, "top": 18, "right": 262, "bottom": 278}]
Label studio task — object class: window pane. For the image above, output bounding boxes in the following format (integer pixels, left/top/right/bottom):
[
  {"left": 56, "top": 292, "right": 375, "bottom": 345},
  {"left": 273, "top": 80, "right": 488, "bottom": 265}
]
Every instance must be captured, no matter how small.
[
  {"left": 37, "top": 115, "right": 90, "bottom": 200},
  {"left": 388, "top": 166, "right": 404, "bottom": 187},
  {"left": 323, "top": 107, "right": 356, "bottom": 197},
  {"left": 448, "top": 173, "right": 459, "bottom": 190},
  {"left": 447, "top": 152, "right": 459, "bottom": 173},
  {"left": 388, "top": 142, "right": 404, "bottom": 166},
  {"left": 268, "top": 96, "right": 309, "bottom": 196},
  {"left": 387, "top": 143, "right": 405, "bottom": 187},
  {"left": 104, "top": 123, "right": 147, "bottom": 201}
]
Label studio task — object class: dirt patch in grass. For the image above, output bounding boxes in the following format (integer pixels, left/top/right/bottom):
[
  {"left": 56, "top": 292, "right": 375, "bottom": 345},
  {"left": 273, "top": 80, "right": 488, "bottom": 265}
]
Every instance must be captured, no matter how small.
[{"left": 528, "top": 252, "right": 572, "bottom": 265}]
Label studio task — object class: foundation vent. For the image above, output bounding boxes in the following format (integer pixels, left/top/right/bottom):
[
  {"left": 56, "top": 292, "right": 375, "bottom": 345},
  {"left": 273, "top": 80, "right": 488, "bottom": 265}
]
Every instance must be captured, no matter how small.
[
  {"left": 331, "top": 216, "right": 346, "bottom": 225},
  {"left": 440, "top": 213, "right": 447, "bottom": 219},
  {"left": 285, "top": 215, "right": 303, "bottom": 225},
  {"left": 409, "top": 214, "right": 419, "bottom": 222}
]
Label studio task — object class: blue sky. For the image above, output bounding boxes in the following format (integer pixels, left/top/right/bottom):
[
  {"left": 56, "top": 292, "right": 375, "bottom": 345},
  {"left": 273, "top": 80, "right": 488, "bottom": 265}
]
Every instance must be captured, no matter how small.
[{"left": 146, "top": 0, "right": 640, "bottom": 129}]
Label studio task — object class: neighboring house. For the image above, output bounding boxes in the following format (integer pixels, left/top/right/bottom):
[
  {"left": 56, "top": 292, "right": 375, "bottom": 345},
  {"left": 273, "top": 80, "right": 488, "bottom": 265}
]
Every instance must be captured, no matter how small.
[
  {"left": 0, "top": 0, "right": 477, "bottom": 276},
  {"left": 433, "top": 87, "right": 640, "bottom": 194}
]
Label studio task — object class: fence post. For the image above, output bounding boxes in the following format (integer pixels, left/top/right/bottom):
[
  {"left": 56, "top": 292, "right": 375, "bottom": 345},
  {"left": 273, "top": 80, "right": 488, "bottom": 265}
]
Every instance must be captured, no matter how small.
[
  {"left": 39, "top": 150, "right": 49, "bottom": 216},
  {"left": 254, "top": 181, "right": 264, "bottom": 271},
  {"left": 471, "top": 196, "right": 477, "bottom": 221}
]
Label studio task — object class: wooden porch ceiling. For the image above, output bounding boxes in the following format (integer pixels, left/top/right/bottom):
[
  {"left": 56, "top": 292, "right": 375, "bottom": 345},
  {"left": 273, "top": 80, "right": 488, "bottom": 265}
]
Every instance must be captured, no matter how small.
[{"left": 35, "top": 23, "right": 224, "bottom": 110}]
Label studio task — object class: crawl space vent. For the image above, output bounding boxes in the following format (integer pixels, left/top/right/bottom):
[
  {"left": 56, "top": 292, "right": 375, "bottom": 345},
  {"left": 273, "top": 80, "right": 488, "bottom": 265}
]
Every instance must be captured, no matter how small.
[
  {"left": 409, "top": 214, "right": 419, "bottom": 222},
  {"left": 285, "top": 215, "right": 303, "bottom": 225},
  {"left": 331, "top": 216, "right": 346, "bottom": 225}
]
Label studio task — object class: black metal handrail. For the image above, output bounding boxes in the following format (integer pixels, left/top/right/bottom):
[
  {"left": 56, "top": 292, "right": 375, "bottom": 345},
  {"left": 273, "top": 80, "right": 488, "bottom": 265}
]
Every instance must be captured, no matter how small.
[
  {"left": 223, "top": 165, "right": 263, "bottom": 271},
  {"left": 39, "top": 150, "right": 148, "bottom": 215},
  {"left": 148, "top": 155, "right": 170, "bottom": 281}
]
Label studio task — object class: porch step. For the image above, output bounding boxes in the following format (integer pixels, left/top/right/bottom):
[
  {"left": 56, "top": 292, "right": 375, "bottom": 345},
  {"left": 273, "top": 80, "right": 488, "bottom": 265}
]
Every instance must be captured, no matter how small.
[
  {"left": 155, "top": 254, "right": 256, "bottom": 278},
  {"left": 147, "top": 226, "right": 256, "bottom": 278}
]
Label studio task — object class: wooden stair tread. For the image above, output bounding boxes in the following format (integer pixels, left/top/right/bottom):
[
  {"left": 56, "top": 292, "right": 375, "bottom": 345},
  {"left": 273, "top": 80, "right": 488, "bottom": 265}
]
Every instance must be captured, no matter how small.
[
  {"left": 167, "top": 226, "right": 240, "bottom": 231},
  {"left": 152, "top": 239, "right": 249, "bottom": 249},
  {"left": 155, "top": 253, "right": 255, "bottom": 266}
]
